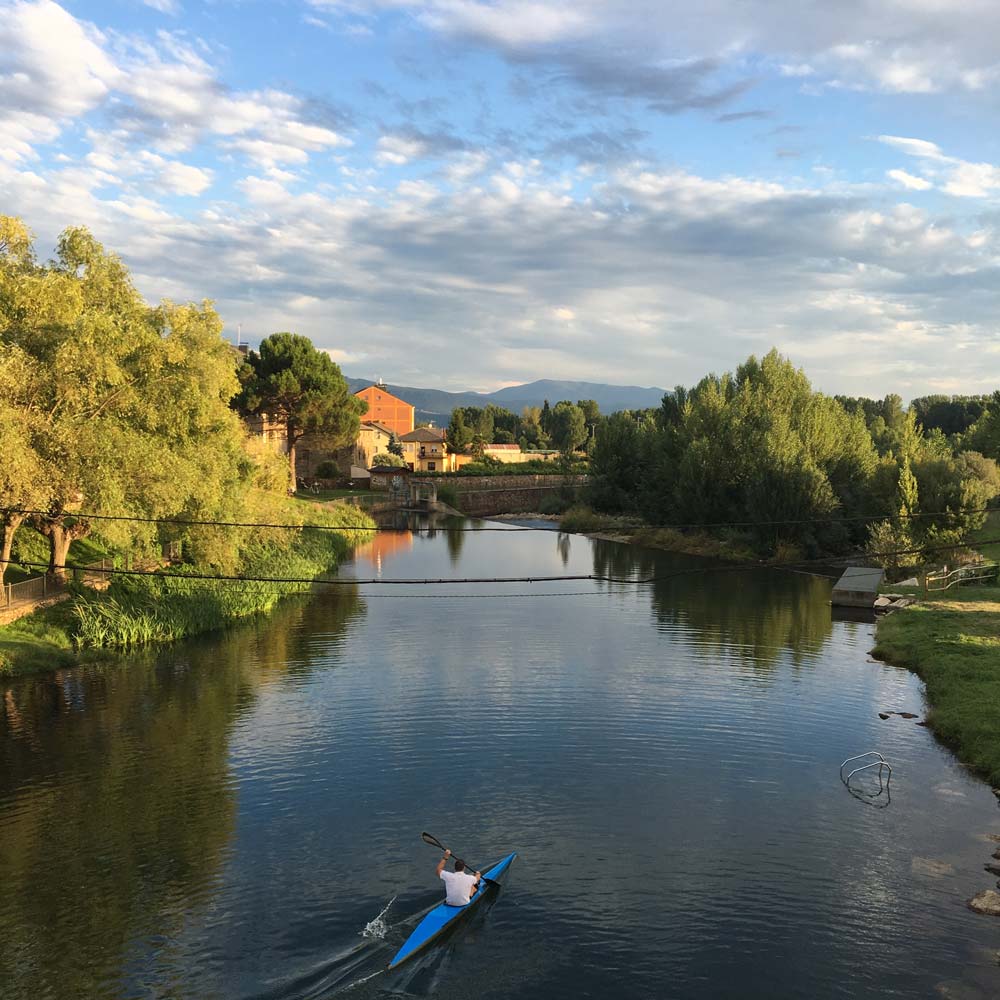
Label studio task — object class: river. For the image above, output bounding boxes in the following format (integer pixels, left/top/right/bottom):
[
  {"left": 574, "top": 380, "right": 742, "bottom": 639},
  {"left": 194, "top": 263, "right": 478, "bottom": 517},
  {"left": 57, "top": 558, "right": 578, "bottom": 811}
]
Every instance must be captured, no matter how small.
[{"left": 2, "top": 519, "right": 999, "bottom": 999}]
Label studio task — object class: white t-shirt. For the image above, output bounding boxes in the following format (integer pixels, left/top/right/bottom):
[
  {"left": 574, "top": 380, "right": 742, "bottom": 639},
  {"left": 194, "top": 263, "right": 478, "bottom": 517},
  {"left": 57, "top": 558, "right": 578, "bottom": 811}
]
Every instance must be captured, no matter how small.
[{"left": 440, "top": 869, "right": 478, "bottom": 906}]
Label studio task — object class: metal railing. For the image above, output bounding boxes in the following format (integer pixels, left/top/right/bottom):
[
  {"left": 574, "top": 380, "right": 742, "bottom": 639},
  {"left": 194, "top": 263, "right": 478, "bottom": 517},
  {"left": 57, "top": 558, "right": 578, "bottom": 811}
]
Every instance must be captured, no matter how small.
[
  {"left": 841, "top": 751, "right": 892, "bottom": 807},
  {"left": 925, "top": 561, "right": 999, "bottom": 592}
]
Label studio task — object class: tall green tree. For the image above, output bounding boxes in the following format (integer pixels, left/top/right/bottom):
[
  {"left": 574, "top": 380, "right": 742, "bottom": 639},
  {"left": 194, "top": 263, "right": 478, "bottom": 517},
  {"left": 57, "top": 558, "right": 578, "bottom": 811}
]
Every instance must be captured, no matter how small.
[
  {"left": 236, "top": 332, "right": 365, "bottom": 484},
  {"left": 0, "top": 219, "right": 254, "bottom": 578},
  {"left": 549, "top": 401, "right": 587, "bottom": 455}
]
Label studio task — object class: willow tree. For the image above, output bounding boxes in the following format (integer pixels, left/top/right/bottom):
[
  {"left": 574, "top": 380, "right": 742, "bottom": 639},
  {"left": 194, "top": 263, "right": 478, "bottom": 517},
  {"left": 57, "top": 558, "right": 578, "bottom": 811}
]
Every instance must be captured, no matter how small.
[
  {"left": 235, "top": 332, "right": 365, "bottom": 484},
  {"left": 0, "top": 219, "right": 251, "bottom": 578}
]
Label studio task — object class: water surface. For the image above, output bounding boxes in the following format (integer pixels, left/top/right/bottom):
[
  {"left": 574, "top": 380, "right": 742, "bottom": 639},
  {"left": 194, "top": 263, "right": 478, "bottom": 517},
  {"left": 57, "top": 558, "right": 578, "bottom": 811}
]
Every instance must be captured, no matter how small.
[{"left": 2, "top": 522, "right": 999, "bottom": 999}]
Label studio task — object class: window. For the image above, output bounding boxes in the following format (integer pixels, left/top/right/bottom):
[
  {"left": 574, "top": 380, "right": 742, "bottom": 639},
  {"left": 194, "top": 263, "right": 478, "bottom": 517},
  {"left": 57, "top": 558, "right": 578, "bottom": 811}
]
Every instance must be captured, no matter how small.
[{"left": 427, "top": 462, "right": 436, "bottom": 471}]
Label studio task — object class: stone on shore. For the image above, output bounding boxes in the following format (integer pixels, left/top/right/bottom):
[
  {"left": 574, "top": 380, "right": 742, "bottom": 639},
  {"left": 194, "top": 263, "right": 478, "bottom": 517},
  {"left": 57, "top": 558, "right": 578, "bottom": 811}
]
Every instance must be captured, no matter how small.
[{"left": 968, "top": 890, "right": 1000, "bottom": 916}]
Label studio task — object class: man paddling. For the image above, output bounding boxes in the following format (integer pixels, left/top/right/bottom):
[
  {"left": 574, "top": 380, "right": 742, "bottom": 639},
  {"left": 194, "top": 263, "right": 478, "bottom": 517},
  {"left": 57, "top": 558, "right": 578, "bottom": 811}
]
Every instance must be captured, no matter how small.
[{"left": 436, "top": 849, "right": 482, "bottom": 906}]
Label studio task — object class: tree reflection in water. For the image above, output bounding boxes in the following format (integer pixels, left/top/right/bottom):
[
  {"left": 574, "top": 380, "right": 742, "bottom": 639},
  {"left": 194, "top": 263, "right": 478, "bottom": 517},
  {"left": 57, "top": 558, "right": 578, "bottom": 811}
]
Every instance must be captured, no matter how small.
[
  {"left": 590, "top": 538, "right": 834, "bottom": 669},
  {"left": 0, "top": 587, "right": 362, "bottom": 1000}
]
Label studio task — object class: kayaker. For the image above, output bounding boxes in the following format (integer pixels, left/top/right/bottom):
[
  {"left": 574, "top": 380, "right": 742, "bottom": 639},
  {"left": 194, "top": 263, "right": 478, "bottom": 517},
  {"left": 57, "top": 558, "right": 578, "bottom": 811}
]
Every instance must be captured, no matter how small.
[{"left": 436, "top": 849, "right": 482, "bottom": 906}]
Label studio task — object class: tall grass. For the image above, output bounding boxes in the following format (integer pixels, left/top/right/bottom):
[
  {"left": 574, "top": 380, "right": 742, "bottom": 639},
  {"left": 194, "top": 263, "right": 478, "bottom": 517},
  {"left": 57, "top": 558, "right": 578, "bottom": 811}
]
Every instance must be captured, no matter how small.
[{"left": 71, "top": 503, "right": 374, "bottom": 650}]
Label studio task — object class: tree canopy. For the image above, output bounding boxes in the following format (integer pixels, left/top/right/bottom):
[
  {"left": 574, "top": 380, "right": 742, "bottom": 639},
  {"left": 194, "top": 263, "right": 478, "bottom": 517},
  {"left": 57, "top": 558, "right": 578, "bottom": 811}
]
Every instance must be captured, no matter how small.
[{"left": 235, "top": 332, "right": 365, "bottom": 483}]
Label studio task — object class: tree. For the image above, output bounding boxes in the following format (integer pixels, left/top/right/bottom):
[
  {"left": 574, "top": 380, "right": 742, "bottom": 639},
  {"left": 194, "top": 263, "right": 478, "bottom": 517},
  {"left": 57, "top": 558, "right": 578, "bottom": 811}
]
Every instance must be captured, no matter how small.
[
  {"left": 1, "top": 219, "right": 255, "bottom": 579},
  {"left": 235, "top": 332, "right": 365, "bottom": 485},
  {"left": 387, "top": 432, "right": 404, "bottom": 458},
  {"left": 588, "top": 412, "right": 645, "bottom": 513},
  {"left": 447, "top": 409, "right": 473, "bottom": 453},
  {"left": 371, "top": 452, "right": 405, "bottom": 467},
  {"left": 549, "top": 401, "right": 587, "bottom": 455}
]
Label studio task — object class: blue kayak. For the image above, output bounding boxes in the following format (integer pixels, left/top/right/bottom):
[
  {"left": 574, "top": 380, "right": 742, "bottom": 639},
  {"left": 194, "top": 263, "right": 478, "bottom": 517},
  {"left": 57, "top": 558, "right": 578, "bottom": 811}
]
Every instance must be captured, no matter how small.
[{"left": 387, "top": 852, "right": 517, "bottom": 970}]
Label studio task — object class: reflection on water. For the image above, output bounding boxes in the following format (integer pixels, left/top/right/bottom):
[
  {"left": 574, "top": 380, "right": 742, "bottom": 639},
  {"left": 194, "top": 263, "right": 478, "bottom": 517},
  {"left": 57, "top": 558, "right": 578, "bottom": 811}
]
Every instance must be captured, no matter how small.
[
  {"left": 2, "top": 525, "right": 1000, "bottom": 1000},
  {"left": 0, "top": 590, "right": 362, "bottom": 1000},
  {"left": 591, "top": 537, "right": 837, "bottom": 667}
]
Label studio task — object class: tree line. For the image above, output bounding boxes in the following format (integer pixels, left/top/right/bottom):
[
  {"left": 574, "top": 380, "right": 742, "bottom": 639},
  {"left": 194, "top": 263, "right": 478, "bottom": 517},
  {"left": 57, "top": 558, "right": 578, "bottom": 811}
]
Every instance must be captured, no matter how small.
[
  {"left": 588, "top": 350, "right": 1000, "bottom": 561},
  {"left": 447, "top": 398, "right": 599, "bottom": 456}
]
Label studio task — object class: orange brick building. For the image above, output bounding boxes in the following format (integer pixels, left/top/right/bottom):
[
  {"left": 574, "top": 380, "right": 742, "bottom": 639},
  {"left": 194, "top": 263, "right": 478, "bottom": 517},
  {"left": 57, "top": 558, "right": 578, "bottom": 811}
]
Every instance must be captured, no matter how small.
[{"left": 353, "top": 382, "right": 415, "bottom": 437}]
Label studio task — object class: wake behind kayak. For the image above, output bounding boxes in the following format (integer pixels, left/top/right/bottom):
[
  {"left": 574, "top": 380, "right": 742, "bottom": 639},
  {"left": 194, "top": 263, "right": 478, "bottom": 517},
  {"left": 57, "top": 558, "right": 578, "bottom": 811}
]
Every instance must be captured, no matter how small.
[{"left": 387, "top": 852, "right": 517, "bottom": 971}]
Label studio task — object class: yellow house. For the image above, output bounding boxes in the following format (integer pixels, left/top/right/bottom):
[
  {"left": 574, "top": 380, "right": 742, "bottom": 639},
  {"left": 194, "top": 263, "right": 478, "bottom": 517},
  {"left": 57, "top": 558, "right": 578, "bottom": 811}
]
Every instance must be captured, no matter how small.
[{"left": 399, "top": 427, "right": 457, "bottom": 473}]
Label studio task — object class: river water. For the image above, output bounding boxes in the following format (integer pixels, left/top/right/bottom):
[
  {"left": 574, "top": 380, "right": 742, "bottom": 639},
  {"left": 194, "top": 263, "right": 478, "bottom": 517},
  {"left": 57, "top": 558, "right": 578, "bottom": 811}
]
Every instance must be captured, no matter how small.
[{"left": 2, "top": 520, "right": 999, "bottom": 1000}]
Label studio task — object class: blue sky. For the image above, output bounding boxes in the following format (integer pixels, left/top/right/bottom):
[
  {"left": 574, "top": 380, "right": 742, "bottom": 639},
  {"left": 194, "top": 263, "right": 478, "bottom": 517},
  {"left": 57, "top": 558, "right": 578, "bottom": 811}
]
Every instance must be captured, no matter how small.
[{"left": 3, "top": 0, "right": 1000, "bottom": 398}]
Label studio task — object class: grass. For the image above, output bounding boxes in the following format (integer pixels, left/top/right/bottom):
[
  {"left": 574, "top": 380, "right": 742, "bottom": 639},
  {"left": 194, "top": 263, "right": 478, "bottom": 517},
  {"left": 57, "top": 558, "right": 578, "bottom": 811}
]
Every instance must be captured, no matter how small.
[
  {"left": 558, "top": 505, "right": 756, "bottom": 561},
  {"left": 968, "top": 509, "right": 1000, "bottom": 563},
  {"left": 872, "top": 586, "right": 1000, "bottom": 785},
  {"left": 0, "top": 498, "right": 375, "bottom": 675},
  {"left": 293, "top": 488, "right": 373, "bottom": 502}
]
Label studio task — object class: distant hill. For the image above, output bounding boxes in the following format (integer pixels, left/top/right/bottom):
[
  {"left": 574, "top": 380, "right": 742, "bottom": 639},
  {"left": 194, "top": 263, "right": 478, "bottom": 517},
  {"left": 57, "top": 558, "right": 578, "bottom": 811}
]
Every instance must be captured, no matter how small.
[{"left": 345, "top": 377, "right": 667, "bottom": 423}]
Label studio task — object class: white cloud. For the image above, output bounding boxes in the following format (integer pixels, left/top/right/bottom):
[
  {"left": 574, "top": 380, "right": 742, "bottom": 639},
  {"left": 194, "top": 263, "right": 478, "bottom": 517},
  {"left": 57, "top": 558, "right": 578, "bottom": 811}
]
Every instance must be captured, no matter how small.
[
  {"left": 141, "top": 0, "right": 181, "bottom": 13},
  {"left": 7, "top": 150, "right": 999, "bottom": 396},
  {"left": 376, "top": 135, "right": 428, "bottom": 166},
  {"left": 158, "top": 160, "right": 213, "bottom": 195},
  {"left": 0, "top": 0, "right": 119, "bottom": 160},
  {"left": 308, "top": 0, "right": 1000, "bottom": 95},
  {"left": 887, "top": 169, "right": 932, "bottom": 191},
  {"left": 880, "top": 134, "right": 1000, "bottom": 199}
]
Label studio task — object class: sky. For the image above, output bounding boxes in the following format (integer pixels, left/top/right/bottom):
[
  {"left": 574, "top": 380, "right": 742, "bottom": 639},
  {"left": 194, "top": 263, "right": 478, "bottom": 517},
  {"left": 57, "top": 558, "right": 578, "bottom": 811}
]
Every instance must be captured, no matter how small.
[{"left": 2, "top": 0, "right": 1000, "bottom": 398}]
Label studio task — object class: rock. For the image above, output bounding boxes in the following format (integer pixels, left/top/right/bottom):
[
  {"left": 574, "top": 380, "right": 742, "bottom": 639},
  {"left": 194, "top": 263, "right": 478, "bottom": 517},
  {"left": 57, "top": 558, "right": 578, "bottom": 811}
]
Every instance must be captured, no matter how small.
[
  {"left": 912, "top": 857, "right": 954, "bottom": 878},
  {"left": 879, "top": 712, "right": 890, "bottom": 720},
  {"left": 899, "top": 712, "right": 918, "bottom": 719},
  {"left": 917, "top": 720, "right": 930, "bottom": 726},
  {"left": 874, "top": 596, "right": 891, "bottom": 607},
  {"left": 993, "top": 848, "right": 1000, "bottom": 860},
  {"left": 984, "top": 864, "right": 1000, "bottom": 877},
  {"left": 969, "top": 890, "right": 1000, "bottom": 916},
  {"left": 993, "top": 789, "right": 1000, "bottom": 798},
  {"left": 989, "top": 834, "right": 1000, "bottom": 843}
]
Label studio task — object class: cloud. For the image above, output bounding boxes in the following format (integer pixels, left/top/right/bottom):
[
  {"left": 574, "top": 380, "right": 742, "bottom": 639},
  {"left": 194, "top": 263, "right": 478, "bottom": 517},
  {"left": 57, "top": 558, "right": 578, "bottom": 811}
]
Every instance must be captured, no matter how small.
[
  {"left": 157, "top": 160, "right": 213, "bottom": 195},
  {"left": 8, "top": 147, "right": 999, "bottom": 397},
  {"left": 880, "top": 134, "right": 1000, "bottom": 198},
  {"left": 308, "top": 0, "right": 1000, "bottom": 96},
  {"left": 141, "top": 0, "right": 180, "bottom": 13},
  {"left": 0, "top": 0, "right": 119, "bottom": 160},
  {"left": 887, "top": 169, "right": 932, "bottom": 191}
]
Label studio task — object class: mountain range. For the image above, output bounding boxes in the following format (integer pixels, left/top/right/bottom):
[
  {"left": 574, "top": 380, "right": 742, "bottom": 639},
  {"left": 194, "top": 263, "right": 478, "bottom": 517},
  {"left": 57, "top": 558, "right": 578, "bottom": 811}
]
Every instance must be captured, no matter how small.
[{"left": 345, "top": 377, "right": 668, "bottom": 423}]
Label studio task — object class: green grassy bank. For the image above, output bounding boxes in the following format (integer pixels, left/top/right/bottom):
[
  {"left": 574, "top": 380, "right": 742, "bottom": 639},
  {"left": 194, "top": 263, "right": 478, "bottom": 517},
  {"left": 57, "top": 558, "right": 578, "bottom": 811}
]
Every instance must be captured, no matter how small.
[
  {"left": 0, "top": 498, "right": 374, "bottom": 678},
  {"left": 559, "top": 505, "right": 756, "bottom": 561},
  {"left": 872, "top": 586, "right": 1000, "bottom": 784}
]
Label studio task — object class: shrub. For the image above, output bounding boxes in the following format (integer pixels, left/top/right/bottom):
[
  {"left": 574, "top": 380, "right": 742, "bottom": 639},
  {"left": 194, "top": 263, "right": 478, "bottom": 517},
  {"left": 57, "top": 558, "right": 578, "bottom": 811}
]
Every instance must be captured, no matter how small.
[{"left": 314, "top": 460, "right": 340, "bottom": 478}]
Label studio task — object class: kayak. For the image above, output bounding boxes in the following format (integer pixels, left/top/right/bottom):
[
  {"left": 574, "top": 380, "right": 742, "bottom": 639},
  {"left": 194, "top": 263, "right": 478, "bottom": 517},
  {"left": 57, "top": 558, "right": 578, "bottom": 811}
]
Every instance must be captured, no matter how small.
[{"left": 387, "top": 852, "right": 517, "bottom": 971}]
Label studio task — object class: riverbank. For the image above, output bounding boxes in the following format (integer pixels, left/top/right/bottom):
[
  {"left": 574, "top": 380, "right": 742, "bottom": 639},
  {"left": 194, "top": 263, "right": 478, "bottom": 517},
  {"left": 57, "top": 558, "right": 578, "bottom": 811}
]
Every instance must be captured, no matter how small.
[
  {"left": 0, "top": 497, "right": 374, "bottom": 678},
  {"left": 558, "top": 506, "right": 756, "bottom": 561},
  {"left": 872, "top": 586, "right": 1000, "bottom": 784}
]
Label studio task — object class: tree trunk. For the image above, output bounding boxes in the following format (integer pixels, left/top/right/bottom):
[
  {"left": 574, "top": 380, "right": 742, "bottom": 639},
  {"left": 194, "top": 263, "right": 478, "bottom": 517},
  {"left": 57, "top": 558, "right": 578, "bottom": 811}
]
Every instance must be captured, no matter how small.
[
  {"left": 287, "top": 424, "right": 301, "bottom": 490},
  {"left": 0, "top": 513, "right": 25, "bottom": 588},
  {"left": 48, "top": 524, "right": 73, "bottom": 580},
  {"left": 32, "top": 514, "right": 91, "bottom": 581}
]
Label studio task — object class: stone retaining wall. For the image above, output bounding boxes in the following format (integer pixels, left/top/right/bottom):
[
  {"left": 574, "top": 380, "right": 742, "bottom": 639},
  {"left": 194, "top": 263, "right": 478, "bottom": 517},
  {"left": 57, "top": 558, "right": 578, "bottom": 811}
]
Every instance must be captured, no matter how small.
[{"left": 438, "top": 474, "right": 588, "bottom": 516}]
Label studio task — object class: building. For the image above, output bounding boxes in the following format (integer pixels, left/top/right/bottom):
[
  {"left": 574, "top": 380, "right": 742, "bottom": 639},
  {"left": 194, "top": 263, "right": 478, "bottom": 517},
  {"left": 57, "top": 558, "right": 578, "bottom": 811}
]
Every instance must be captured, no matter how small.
[
  {"left": 296, "top": 420, "right": 395, "bottom": 480},
  {"left": 245, "top": 413, "right": 287, "bottom": 453},
  {"left": 400, "top": 427, "right": 458, "bottom": 473},
  {"left": 354, "top": 422, "right": 395, "bottom": 470},
  {"left": 370, "top": 464, "right": 413, "bottom": 493},
  {"left": 353, "top": 381, "right": 415, "bottom": 437}
]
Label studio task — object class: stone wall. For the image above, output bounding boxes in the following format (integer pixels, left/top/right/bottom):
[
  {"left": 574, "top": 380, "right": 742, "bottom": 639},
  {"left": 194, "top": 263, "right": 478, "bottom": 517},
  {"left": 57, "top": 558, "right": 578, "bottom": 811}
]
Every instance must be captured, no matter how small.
[{"left": 439, "top": 474, "right": 588, "bottom": 516}]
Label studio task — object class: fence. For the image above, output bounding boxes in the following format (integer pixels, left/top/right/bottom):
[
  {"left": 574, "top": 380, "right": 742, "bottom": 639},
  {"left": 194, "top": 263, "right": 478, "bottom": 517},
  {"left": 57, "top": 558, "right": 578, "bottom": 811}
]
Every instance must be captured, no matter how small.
[
  {"left": 1, "top": 538, "right": 186, "bottom": 613},
  {"left": 925, "top": 561, "right": 1000, "bottom": 592}
]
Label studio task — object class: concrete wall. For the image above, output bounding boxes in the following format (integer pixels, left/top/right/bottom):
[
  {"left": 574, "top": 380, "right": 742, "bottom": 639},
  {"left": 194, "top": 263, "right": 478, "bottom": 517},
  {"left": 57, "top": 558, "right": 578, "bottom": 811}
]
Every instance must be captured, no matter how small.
[{"left": 440, "top": 474, "right": 588, "bottom": 516}]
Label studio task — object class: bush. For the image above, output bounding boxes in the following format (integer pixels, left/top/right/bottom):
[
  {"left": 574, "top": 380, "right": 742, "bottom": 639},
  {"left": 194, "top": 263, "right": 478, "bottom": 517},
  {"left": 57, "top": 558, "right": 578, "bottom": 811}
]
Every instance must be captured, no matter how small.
[
  {"left": 314, "top": 460, "right": 340, "bottom": 478},
  {"left": 437, "top": 485, "right": 460, "bottom": 509}
]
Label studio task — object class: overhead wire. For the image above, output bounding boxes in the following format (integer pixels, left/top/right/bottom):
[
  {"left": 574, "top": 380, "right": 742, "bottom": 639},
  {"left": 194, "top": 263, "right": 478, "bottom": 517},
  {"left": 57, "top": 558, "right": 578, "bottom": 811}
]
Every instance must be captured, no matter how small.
[
  {"left": 8, "top": 534, "right": 999, "bottom": 594},
  {"left": 3, "top": 504, "right": 996, "bottom": 533}
]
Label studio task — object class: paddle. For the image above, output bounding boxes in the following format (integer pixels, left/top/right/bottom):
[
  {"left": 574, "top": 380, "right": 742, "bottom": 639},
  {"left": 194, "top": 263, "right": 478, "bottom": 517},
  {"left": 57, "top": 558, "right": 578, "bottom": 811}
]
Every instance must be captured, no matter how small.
[{"left": 421, "top": 831, "right": 501, "bottom": 888}]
